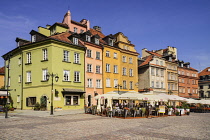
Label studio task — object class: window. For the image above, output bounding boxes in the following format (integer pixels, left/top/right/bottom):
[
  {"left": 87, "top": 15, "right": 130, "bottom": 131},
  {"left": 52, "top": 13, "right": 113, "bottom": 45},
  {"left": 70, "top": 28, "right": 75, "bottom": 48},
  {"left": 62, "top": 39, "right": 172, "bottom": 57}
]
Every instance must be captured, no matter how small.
[
  {"left": 18, "top": 75, "right": 21, "bottom": 83},
  {"left": 160, "top": 61, "right": 163, "bottom": 66},
  {"left": 151, "top": 81, "right": 154, "bottom": 88},
  {"left": 156, "top": 81, "right": 159, "bottom": 88},
  {"left": 106, "top": 78, "right": 111, "bottom": 87},
  {"left": 74, "top": 53, "right": 80, "bottom": 64},
  {"left": 42, "top": 69, "right": 48, "bottom": 81},
  {"left": 74, "top": 71, "right": 80, "bottom": 82},
  {"left": 178, "top": 71, "right": 180, "bottom": 74},
  {"left": 129, "top": 69, "right": 133, "bottom": 76},
  {"left": 8, "top": 77, "right": 10, "bottom": 87},
  {"left": 114, "top": 79, "right": 118, "bottom": 87},
  {"left": 109, "top": 39, "right": 113, "bottom": 46},
  {"left": 63, "top": 50, "right": 69, "bottom": 62},
  {"left": 96, "top": 65, "right": 101, "bottom": 73},
  {"left": 129, "top": 57, "right": 133, "bottom": 64},
  {"left": 106, "top": 64, "right": 110, "bottom": 72},
  {"left": 43, "top": 49, "right": 48, "bottom": 61},
  {"left": 31, "top": 35, "right": 36, "bottom": 43},
  {"left": 188, "top": 88, "right": 190, "bottom": 93},
  {"left": 17, "top": 41, "right": 20, "bottom": 47},
  {"left": 106, "top": 51, "right": 110, "bottom": 57},
  {"left": 122, "top": 56, "right": 127, "bottom": 62},
  {"left": 26, "top": 71, "right": 31, "bottom": 82},
  {"left": 65, "top": 95, "right": 80, "bottom": 105},
  {"left": 86, "top": 35, "right": 91, "bottom": 42},
  {"left": 26, "top": 52, "right": 31, "bottom": 64},
  {"left": 122, "top": 67, "right": 126, "bottom": 75},
  {"left": 129, "top": 81, "right": 133, "bottom": 89},
  {"left": 123, "top": 80, "right": 127, "bottom": 89},
  {"left": 161, "top": 82, "right": 164, "bottom": 88},
  {"left": 87, "top": 64, "right": 92, "bottom": 72},
  {"left": 182, "top": 79, "right": 184, "bottom": 83},
  {"left": 156, "top": 60, "right": 159, "bottom": 65},
  {"left": 63, "top": 70, "right": 70, "bottom": 81},
  {"left": 87, "top": 79, "right": 92, "bottom": 87},
  {"left": 182, "top": 71, "right": 184, "bottom": 75},
  {"left": 161, "top": 69, "right": 164, "bottom": 77},
  {"left": 124, "top": 46, "right": 127, "bottom": 50},
  {"left": 114, "top": 65, "right": 118, "bottom": 73},
  {"left": 18, "top": 57, "right": 21, "bottom": 65},
  {"left": 80, "top": 30, "right": 84, "bottom": 33},
  {"left": 151, "top": 68, "right": 155, "bottom": 75},
  {"left": 96, "top": 52, "right": 100, "bottom": 60},
  {"left": 17, "top": 95, "right": 20, "bottom": 103},
  {"left": 95, "top": 38, "right": 99, "bottom": 45},
  {"left": 156, "top": 69, "right": 159, "bottom": 76},
  {"left": 168, "top": 83, "right": 170, "bottom": 90},
  {"left": 74, "top": 27, "right": 77, "bottom": 33},
  {"left": 26, "top": 97, "right": 36, "bottom": 106},
  {"left": 73, "top": 37, "right": 78, "bottom": 45},
  {"left": 96, "top": 79, "right": 101, "bottom": 88},
  {"left": 87, "top": 49, "right": 92, "bottom": 58},
  {"left": 114, "top": 52, "right": 117, "bottom": 59}
]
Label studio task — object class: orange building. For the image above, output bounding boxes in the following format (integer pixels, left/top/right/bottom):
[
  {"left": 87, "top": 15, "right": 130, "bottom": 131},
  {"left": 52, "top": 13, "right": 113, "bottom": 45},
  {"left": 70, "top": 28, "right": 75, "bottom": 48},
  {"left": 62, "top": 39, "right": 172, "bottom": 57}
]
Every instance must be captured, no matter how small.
[
  {"left": 178, "top": 61, "right": 199, "bottom": 98},
  {"left": 0, "top": 67, "right": 4, "bottom": 89}
]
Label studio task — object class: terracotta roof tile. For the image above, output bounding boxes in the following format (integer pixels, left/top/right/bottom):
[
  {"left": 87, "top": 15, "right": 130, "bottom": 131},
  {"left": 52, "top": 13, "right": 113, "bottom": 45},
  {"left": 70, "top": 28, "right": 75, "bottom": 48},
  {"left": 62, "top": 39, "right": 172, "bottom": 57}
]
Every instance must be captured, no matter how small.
[
  {"left": 146, "top": 50, "right": 162, "bottom": 57},
  {"left": 89, "top": 28, "right": 106, "bottom": 44},
  {"left": 0, "top": 67, "right": 5, "bottom": 74},
  {"left": 199, "top": 67, "right": 210, "bottom": 76},
  {"left": 49, "top": 32, "right": 72, "bottom": 43},
  {"left": 139, "top": 55, "right": 153, "bottom": 67}
]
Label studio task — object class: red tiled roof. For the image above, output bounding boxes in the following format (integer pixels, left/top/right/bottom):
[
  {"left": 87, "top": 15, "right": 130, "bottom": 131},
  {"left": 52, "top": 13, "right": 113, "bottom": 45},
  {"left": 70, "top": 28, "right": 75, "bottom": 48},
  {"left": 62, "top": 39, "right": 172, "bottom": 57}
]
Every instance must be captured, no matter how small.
[
  {"left": 199, "top": 67, "right": 210, "bottom": 76},
  {"left": 146, "top": 50, "right": 162, "bottom": 57},
  {"left": 139, "top": 55, "right": 153, "bottom": 67},
  {"left": 0, "top": 67, "right": 5, "bottom": 74},
  {"left": 71, "top": 20, "right": 87, "bottom": 27},
  {"left": 163, "top": 48, "right": 168, "bottom": 52}
]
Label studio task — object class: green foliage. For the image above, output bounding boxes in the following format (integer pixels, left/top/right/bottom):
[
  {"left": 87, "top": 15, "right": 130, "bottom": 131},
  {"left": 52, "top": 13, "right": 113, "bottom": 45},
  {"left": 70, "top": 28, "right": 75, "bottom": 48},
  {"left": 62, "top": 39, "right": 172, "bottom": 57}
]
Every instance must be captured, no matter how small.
[
  {"left": 40, "top": 96, "right": 46, "bottom": 109},
  {"left": 34, "top": 102, "right": 40, "bottom": 110}
]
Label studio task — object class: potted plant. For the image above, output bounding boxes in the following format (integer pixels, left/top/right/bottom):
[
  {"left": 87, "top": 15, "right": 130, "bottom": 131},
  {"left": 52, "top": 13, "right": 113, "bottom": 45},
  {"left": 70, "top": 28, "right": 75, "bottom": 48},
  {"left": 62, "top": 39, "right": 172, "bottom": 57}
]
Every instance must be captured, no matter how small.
[
  {"left": 34, "top": 102, "right": 40, "bottom": 111},
  {"left": 40, "top": 96, "right": 47, "bottom": 111}
]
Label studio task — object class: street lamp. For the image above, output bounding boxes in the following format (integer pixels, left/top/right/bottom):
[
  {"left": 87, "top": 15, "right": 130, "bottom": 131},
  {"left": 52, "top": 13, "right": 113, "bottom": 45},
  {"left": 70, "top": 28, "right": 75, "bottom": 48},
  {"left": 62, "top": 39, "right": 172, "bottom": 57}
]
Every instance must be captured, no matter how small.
[
  {"left": 115, "top": 84, "right": 122, "bottom": 94},
  {"left": 46, "top": 72, "right": 59, "bottom": 115}
]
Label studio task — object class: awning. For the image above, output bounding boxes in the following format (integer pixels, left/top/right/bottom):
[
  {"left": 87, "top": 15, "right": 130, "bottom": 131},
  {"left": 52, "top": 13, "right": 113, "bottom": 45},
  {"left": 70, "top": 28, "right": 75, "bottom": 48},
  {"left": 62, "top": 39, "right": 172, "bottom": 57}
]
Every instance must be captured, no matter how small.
[
  {"left": 62, "top": 88, "right": 85, "bottom": 96},
  {"left": 0, "top": 91, "right": 10, "bottom": 96}
]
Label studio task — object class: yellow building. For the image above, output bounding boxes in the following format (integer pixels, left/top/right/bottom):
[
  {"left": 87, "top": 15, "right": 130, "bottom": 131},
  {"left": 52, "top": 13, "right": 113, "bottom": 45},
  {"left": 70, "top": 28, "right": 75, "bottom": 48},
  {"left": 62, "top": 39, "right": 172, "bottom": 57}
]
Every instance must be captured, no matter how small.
[{"left": 103, "top": 32, "right": 139, "bottom": 94}]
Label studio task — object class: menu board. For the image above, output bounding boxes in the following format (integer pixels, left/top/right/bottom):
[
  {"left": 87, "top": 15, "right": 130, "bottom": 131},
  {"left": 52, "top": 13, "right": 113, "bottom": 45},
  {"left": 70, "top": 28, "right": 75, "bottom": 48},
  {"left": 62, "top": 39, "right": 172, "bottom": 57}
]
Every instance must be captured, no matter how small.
[{"left": 159, "top": 105, "right": 165, "bottom": 113}]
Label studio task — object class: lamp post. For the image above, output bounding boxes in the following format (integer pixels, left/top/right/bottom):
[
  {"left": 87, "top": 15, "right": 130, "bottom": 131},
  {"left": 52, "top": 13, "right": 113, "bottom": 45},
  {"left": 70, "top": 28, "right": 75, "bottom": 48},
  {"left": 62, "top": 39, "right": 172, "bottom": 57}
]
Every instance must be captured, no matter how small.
[
  {"left": 46, "top": 72, "right": 59, "bottom": 115},
  {"left": 115, "top": 84, "right": 122, "bottom": 94},
  {"left": 5, "top": 54, "right": 11, "bottom": 118}
]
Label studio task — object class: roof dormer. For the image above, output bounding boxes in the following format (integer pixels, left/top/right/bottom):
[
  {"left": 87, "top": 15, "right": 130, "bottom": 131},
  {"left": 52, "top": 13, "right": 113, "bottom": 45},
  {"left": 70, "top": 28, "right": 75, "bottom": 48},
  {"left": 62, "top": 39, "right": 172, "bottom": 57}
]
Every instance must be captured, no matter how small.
[
  {"left": 68, "top": 33, "right": 80, "bottom": 45},
  {"left": 91, "top": 34, "right": 100, "bottom": 45},
  {"left": 103, "top": 34, "right": 115, "bottom": 46},
  {"left": 15, "top": 37, "right": 30, "bottom": 47},
  {"left": 30, "top": 30, "right": 48, "bottom": 43},
  {"left": 81, "top": 30, "right": 92, "bottom": 42}
]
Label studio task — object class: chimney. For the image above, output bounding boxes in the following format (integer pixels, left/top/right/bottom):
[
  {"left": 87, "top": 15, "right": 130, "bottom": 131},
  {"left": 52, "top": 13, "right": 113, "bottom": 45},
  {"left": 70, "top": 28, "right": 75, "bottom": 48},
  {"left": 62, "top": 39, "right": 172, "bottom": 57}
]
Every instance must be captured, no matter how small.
[
  {"left": 62, "top": 10, "right": 71, "bottom": 30},
  {"left": 93, "top": 26, "right": 101, "bottom": 32}
]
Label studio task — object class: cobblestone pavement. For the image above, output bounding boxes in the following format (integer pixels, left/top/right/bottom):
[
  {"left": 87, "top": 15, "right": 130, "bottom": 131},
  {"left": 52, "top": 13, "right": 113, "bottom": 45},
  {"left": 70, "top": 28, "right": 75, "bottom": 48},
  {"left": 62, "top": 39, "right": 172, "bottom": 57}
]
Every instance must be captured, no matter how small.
[{"left": 0, "top": 112, "right": 210, "bottom": 140}]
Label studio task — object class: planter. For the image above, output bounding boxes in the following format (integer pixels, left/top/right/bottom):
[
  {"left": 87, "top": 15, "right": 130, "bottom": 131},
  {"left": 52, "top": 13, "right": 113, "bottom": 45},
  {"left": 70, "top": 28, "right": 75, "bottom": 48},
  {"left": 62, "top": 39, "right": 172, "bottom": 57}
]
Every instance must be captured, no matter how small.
[{"left": 180, "top": 108, "right": 185, "bottom": 115}]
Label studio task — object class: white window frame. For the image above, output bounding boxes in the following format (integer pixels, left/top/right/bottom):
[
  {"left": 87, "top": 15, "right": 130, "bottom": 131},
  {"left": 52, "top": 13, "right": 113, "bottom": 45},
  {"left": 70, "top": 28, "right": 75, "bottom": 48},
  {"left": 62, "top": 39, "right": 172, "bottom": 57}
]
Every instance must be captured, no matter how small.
[
  {"left": 109, "top": 39, "right": 113, "bottom": 46},
  {"left": 86, "top": 35, "right": 91, "bottom": 42},
  {"left": 129, "top": 81, "right": 133, "bottom": 89},
  {"left": 87, "top": 49, "right": 92, "bottom": 58},
  {"left": 106, "top": 78, "right": 111, "bottom": 87},
  {"left": 27, "top": 52, "right": 31, "bottom": 64},
  {"left": 122, "top": 56, "right": 127, "bottom": 62},
  {"left": 87, "top": 64, "right": 92, "bottom": 72},
  {"left": 96, "top": 79, "right": 101, "bottom": 88},
  {"left": 17, "top": 95, "right": 20, "bottom": 103},
  {"left": 106, "top": 51, "right": 110, "bottom": 57},
  {"left": 114, "top": 79, "right": 118, "bottom": 87},
  {"left": 123, "top": 80, "right": 127, "bottom": 89},
  {"left": 26, "top": 71, "right": 31, "bottom": 82},
  {"left": 31, "top": 35, "right": 36, "bottom": 43},
  {"left": 129, "top": 69, "right": 133, "bottom": 77},
  {"left": 43, "top": 49, "right": 48, "bottom": 60},
  {"left": 42, "top": 69, "right": 48, "bottom": 81},
  {"left": 73, "top": 37, "right": 78, "bottom": 45},
  {"left": 114, "top": 65, "right": 118, "bottom": 73},
  {"left": 65, "top": 95, "right": 80, "bottom": 105},
  {"left": 96, "top": 52, "right": 100, "bottom": 60},
  {"left": 74, "top": 27, "right": 77, "bottom": 33},
  {"left": 87, "top": 79, "right": 92, "bottom": 87},
  {"left": 123, "top": 67, "right": 126, "bottom": 75},
  {"left": 96, "top": 65, "right": 101, "bottom": 74},
  {"left": 106, "top": 64, "right": 110, "bottom": 72},
  {"left": 74, "top": 53, "right": 80, "bottom": 64},
  {"left": 95, "top": 38, "right": 99, "bottom": 45},
  {"left": 18, "top": 75, "right": 21, "bottom": 83},
  {"left": 63, "top": 50, "right": 69, "bottom": 62},
  {"left": 63, "top": 70, "right": 70, "bottom": 81},
  {"left": 114, "top": 52, "right": 117, "bottom": 59},
  {"left": 74, "top": 71, "right": 80, "bottom": 82},
  {"left": 129, "top": 57, "right": 133, "bottom": 64}
]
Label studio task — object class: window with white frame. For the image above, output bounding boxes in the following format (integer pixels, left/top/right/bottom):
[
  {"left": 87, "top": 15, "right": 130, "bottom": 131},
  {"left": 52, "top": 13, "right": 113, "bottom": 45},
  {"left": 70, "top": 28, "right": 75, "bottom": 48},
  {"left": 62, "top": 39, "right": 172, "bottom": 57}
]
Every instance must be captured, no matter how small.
[
  {"left": 63, "top": 70, "right": 70, "bottom": 81},
  {"left": 96, "top": 79, "right": 101, "bottom": 88},
  {"left": 151, "top": 67, "right": 154, "bottom": 75},
  {"left": 106, "top": 78, "right": 111, "bottom": 87},
  {"left": 26, "top": 52, "right": 31, "bottom": 64},
  {"left": 65, "top": 95, "right": 79, "bottom": 105},
  {"left": 188, "top": 88, "right": 190, "bottom": 93},
  {"left": 96, "top": 65, "right": 101, "bottom": 73},
  {"left": 73, "top": 37, "right": 78, "bottom": 45},
  {"left": 26, "top": 97, "right": 36, "bottom": 106},
  {"left": 129, "top": 57, "right": 133, "bottom": 64},
  {"left": 160, "top": 61, "right": 163, "bottom": 66},
  {"left": 114, "top": 65, "right": 118, "bottom": 73},
  {"left": 156, "top": 69, "right": 159, "bottom": 76},
  {"left": 182, "top": 79, "right": 184, "bottom": 83},
  {"left": 74, "top": 71, "right": 80, "bottom": 82},
  {"left": 122, "top": 56, "right": 127, "bottom": 62},
  {"left": 161, "top": 69, "right": 164, "bottom": 77},
  {"left": 106, "top": 64, "right": 110, "bottom": 72},
  {"left": 161, "top": 82, "right": 164, "bottom": 88},
  {"left": 74, "top": 53, "right": 80, "bottom": 64},
  {"left": 151, "top": 81, "right": 154, "bottom": 88},
  {"left": 96, "top": 52, "right": 100, "bottom": 60},
  {"left": 31, "top": 35, "right": 36, "bottom": 43},
  {"left": 17, "top": 95, "right": 20, "bottom": 103},
  {"left": 87, "top": 49, "right": 92, "bottom": 58},
  {"left": 122, "top": 67, "right": 126, "bottom": 75},
  {"left": 109, "top": 39, "right": 113, "bottom": 46},
  {"left": 86, "top": 35, "right": 91, "bottom": 42},
  {"left": 168, "top": 83, "right": 170, "bottom": 90},
  {"left": 156, "top": 81, "right": 159, "bottom": 88},
  {"left": 87, "top": 79, "right": 92, "bottom": 87},
  {"left": 106, "top": 51, "right": 110, "bottom": 57},
  {"left": 123, "top": 80, "right": 127, "bottom": 89},
  {"left": 114, "top": 52, "right": 117, "bottom": 59},
  {"left": 114, "top": 79, "right": 118, "bottom": 87},
  {"left": 80, "top": 30, "right": 84, "bottom": 33},
  {"left": 42, "top": 69, "right": 48, "bottom": 81},
  {"left": 74, "top": 27, "right": 77, "bottom": 33},
  {"left": 87, "top": 64, "right": 92, "bottom": 72},
  {"left": 129, "top": 69, "right": 133, "bottom": 76},
  {"left": 95, "top": 38, "right": 99, "bottom": 45},
  {"left": 18, "top": 75, "right": 21, "bottom": 83},
  {"left": 17, "top": 41, "right": 20, "bottom": 47},
  {"left": 129, "top": 81, "right": 133, "bottom": 89},
  {"left": 26, "top": 71, "right": 31, "bottom": 82},
  {"left": 124, "top": 45, "right": 127, "bottom": 50},
  {"left": 182, "top": 71, "right": 184, "bottom": 75},
  {"left": 156, "top": 60, "right": 159, "bottom": 65},
  {"left": 63, "top": 50, "right": 69, "bottom": 62},
  {"left": 43, "top": 49, "right": 48, "bottom": 60}
]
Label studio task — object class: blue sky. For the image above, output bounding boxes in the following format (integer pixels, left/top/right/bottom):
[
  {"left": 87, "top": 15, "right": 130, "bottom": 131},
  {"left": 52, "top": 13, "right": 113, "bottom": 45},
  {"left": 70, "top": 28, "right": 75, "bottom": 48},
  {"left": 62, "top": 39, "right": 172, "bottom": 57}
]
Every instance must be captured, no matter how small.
[{"left": 0, "top": 0, "right": 210, "bottom": 71}]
